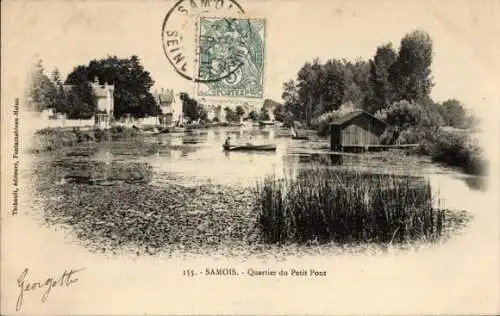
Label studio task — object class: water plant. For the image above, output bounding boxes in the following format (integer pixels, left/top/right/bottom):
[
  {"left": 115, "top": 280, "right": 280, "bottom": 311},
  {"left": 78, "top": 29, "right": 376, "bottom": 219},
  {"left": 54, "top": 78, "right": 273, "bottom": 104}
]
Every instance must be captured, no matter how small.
[{"left": 255, "top": 167, "right": 444, "bottom": 245}]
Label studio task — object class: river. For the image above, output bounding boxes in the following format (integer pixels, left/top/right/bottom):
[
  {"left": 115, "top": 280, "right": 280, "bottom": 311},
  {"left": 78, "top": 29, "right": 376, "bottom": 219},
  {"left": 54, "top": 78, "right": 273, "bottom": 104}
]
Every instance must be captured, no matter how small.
[{"left": 4, "top": 125, "right": 497, "bottom": 314}]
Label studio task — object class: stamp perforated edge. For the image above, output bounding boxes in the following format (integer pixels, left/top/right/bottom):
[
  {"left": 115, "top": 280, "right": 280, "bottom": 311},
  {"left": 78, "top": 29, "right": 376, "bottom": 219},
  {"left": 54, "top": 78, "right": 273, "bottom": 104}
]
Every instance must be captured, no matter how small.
[{"left": 194, "top": 15, "right": 267, "bottom": 101}]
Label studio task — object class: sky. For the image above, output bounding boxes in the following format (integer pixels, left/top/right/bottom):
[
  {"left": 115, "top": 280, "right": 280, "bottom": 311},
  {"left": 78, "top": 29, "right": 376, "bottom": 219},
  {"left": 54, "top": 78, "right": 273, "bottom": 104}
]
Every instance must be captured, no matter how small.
[{"left": 2, "top": 0, "right": 499, "bottom": 114}]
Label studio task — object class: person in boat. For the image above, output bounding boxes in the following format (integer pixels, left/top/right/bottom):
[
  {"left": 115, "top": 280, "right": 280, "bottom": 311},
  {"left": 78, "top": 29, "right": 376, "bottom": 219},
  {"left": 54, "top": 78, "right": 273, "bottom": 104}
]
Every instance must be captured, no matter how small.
[
  {"left": 224, "top": 136, "right": 232, "bottom": 148},
  {"left": 246, "top": 135, "right": 254, "bottom": 146}
]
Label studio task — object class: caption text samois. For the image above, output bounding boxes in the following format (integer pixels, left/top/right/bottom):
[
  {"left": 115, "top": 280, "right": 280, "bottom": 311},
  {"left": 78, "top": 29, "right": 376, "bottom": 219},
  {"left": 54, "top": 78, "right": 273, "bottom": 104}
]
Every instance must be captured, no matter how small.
[{"left": 183, "top": 268, "right": 327, "bottom": 277}]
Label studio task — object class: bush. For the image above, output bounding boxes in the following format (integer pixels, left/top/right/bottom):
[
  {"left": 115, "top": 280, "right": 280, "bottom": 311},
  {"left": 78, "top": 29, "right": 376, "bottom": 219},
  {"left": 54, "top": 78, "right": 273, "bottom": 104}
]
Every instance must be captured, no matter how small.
[
  {"left": 311, "top": 103, "right": 356, "bottom": 136},
  {"left": 427, "top": 131, "right": 486, "bottom": 175},
  {"left": 33, "top": 126, "right": 138, "bottom": 152},
  {"left": 255, "top": 167, "right": 444, "bottom": 245},
  {"left": 33, "top": 128, "right": 80, "bottom": 151}
]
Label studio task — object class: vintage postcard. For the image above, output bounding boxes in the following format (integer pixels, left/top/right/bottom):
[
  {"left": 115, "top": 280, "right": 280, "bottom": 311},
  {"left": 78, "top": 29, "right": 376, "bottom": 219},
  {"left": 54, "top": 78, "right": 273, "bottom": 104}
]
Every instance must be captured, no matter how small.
[{"left": 1, "top": 0, "right": 499, "bottom": 315}]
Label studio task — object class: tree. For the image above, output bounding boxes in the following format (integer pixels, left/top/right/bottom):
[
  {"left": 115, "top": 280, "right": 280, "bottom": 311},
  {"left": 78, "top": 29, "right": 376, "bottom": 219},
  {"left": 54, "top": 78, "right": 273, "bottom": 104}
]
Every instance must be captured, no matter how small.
[
  {"left": 297, "top": 59, "right": 323, "bottom": 125},
  {"left": 26, "top": 59, "right": 57, "bottom": 111},
  {"left": 224, "top": 107, "right": 238, "bottom": 122},
  {"left": 235, "top": 105, "right": 245, "bottom": 120},
  {"left": 320, "top": 59, "right": 345, "bottom": 112},
  {"left": 182, "top": 97, "right": 208, "bottom": 122},
  {"left": 375, "top": 100, "right": 443, "bottom": 144},
  {"left": 342, "top": 59, "right": 370, "bottom": 106},
  {"left": 49, "top": 67, "right": 67, "bottom": 114},
  {"left": 390, "top": 30, "right": 434, "bottom": 103},
  {"left": 64, "top": 83, "right": 97, "bottom": 119},
  {"left": 281, "top": 80, "right": 301, "bottom": 122},
  {"left": 259, "top": 108, "right": 270, "bottom": 121},
  {"left": 65, "top": 55, "right": 157, "bottom": 118},
  {"left": 364, "top": 43, "right": 397, "bottom": 113},
  {"left": 440, "top": 99, "right": 466, "bottom": 128},
  {"left": 51, "top": 67, "right": 62, "bottom": 85},
  {"left": 248, "top": 110, "right": 259, "bottom": 121}
]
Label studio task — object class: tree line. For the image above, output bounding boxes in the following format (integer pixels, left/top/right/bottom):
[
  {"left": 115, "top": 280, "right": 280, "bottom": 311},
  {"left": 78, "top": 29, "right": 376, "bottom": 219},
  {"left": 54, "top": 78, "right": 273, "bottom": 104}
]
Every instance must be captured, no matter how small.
[
  {"left": 25, "top": 55, "right": 160, "bottom": 119},
  {"left": 25, "top": 56, "right": 271, "bottom": 124},
  {"left": 278, "top": 29, "right": 476, "bottom": 136}
]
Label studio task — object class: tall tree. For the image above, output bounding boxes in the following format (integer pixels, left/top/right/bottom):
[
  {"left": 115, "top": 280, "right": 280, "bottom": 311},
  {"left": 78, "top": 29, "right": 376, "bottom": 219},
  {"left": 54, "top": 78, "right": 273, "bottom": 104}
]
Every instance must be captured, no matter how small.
[
  {"left": 364, "top": 43, "right": 397, "bottom": 113},
  {"left": 342, "top": 59, "right": 370, "bottom": 106},
  {"left": 26, "top": 59, "right": 56, "bottom": 111},
  {"left": 319, "top": 59, "right": 345, "bottom": 113},
  {"left": 390, "top": 30, "right": 434, "bottom": 103},
  {"left": 50, "top": 67, "right": 67, "bottom": 114},
  {"left": 179, "top": 92, "right": 200, "bottom": 121},
  {"left": 297, "top": 59, "right": 323, "bottom": 125},
  {"left": 281, "top": 79, "right": 300, "bottom": 121}
]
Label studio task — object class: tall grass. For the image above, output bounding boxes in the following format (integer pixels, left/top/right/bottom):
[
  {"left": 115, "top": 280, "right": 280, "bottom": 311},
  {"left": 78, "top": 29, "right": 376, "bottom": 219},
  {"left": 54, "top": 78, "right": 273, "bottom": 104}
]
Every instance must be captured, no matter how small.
[{"left": 255, "top": 167, "right": 444, "bottom": 245}]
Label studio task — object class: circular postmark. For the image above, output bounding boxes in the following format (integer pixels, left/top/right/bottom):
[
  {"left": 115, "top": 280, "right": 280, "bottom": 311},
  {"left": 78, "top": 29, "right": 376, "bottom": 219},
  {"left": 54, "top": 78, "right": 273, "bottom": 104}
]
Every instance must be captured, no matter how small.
[{"left": 161, "top": 0, "right": 245, "bottom": 82}]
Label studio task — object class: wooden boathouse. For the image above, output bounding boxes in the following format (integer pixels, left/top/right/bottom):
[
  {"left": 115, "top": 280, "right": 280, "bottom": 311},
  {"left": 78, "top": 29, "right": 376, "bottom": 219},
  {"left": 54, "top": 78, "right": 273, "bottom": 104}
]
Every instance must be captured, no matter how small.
[{"left": 329, "top": 110, "right": 388, "bottom": 152}]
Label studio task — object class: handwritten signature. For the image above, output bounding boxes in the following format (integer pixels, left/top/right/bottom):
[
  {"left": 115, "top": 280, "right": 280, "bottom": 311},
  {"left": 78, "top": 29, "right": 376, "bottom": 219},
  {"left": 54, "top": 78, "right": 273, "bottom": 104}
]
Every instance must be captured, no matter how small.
[{"left": 16, "top": 267, "right": 85, "bottom": 311}]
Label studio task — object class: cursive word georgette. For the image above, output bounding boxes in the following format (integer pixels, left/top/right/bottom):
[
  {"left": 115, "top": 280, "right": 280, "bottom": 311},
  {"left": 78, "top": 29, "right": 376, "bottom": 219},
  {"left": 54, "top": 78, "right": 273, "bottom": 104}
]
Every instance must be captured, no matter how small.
[{"left": 16, "top": 267, "right": 85, "bottom": 311}]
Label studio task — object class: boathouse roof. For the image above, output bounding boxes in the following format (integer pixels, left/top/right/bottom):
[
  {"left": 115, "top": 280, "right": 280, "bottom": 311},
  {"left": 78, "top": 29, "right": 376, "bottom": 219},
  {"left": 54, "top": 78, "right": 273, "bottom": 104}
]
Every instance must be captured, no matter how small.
[{"left": 329, "top": 110, "right": 387, "bottom": 126}]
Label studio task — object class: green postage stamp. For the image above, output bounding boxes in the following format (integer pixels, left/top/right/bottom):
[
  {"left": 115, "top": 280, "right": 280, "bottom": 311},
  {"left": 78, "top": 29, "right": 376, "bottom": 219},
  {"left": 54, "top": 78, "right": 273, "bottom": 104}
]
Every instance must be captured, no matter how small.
[{"left": 197, "top": 17, "right": 265, "bottom": 99}]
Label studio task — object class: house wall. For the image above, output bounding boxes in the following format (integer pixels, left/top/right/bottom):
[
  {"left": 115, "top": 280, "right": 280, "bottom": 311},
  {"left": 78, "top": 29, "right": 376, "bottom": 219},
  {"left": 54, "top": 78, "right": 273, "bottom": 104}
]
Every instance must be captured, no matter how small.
[
  {"left": 97, "top": 98, "right": 108, "bottom": 113},
  {"left": 340, "top": 114, "right": 386, "bottom": 146},
  {"left": 31, "top": 115, "right": 95, "bottom": 129},
  {"left": 94, "top": 84, "right": 114, "bottom": 116}
]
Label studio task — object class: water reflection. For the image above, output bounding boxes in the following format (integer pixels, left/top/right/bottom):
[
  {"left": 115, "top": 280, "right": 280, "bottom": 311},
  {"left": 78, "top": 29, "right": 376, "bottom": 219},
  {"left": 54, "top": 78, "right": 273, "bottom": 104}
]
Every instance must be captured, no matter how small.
[
  {"left": 36, "top": 126, "right": 488, "bottom": 192},
  {"left": 461, "top": 176, "right": 488, "bottom": 192}
]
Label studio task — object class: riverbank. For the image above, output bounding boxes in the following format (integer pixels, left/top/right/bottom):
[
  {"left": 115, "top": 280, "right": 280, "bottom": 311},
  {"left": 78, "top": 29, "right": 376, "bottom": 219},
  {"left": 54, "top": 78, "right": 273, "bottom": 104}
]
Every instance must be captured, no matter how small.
[
  {"left": 421, "top": 131, "right": 487, "bottom": 176},
  {"left": 32, "top": 155, "right": 471, "bottom": 257},
  {"left": 32, "top": 126, "right": 140, "bottom": 152}
]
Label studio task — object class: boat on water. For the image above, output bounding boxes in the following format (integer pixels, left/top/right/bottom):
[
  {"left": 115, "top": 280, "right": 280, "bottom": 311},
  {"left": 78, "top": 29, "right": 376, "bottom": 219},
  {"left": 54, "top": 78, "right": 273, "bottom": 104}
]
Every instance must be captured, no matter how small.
[
  {"left": 223, "top": 144, "right": 277, "bottom": 152},
  {"left": 133, "top": 125, "right": 166, "bottom": 136},
  {"left": 290, "top": 126, "right": 309, "bottom": 140},
  {"left": 258, "top": 120, "right": 276, "bottom": 126},
  {"left": 169, "top": 126, "right": 186, "bottom": 133}
]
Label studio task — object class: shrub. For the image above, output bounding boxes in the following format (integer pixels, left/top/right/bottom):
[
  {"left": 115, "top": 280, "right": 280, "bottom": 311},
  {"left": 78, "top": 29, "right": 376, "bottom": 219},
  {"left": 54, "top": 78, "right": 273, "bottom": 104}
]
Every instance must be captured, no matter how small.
[
  {"left": 32, "top": 126, "right": 139, "bottom": 152},
  {"left": 255, "top": 167, "right": 444, "bottom": 245},
  {"left": 311, "top": 103, "right": 357, "bottom": 136},
  {"left": 427, "top": 131, "right": 486, "bottom": 175}
]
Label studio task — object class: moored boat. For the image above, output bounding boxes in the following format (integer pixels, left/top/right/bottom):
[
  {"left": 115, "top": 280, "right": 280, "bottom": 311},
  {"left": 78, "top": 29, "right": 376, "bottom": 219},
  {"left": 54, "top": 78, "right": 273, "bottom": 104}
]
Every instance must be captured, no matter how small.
[
  {"left": 169, "top": 126, "right": 186, "bottom": 133},
  {"left": 258, "top": 120, "right": 276, "bottom": 126},
  {"left": 292, "top": 135, "right": 309, "bottom": 140},
  {"left": 223, "top": 144, "right": 277, "bottom": 151}
]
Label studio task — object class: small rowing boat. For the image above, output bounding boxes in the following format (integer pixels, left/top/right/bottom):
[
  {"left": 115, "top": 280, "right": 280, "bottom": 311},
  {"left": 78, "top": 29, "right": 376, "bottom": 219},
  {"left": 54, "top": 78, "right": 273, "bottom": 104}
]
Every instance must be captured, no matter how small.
[
  {"left": 258, "top": 120, "right": 275, "bottom": 126},
  {"left": 223, "top": 144, "right": 277, "bottom": 151},
  {"left": 290, "top": 127, "right": 309, "bottom": 140}
]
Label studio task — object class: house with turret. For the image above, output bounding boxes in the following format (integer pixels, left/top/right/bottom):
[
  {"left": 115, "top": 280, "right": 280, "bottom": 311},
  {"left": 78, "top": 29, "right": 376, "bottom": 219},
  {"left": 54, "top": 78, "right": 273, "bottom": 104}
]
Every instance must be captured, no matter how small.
[{"left": 153, "top": 88, "right": 183, "bottom": 127}]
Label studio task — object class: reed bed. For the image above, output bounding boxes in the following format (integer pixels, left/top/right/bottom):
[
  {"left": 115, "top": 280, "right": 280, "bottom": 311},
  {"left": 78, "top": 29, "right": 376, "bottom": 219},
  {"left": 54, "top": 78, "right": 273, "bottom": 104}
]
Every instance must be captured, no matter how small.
[{"left": 255, "top": 167, "right": 444, "bottom": 245}]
